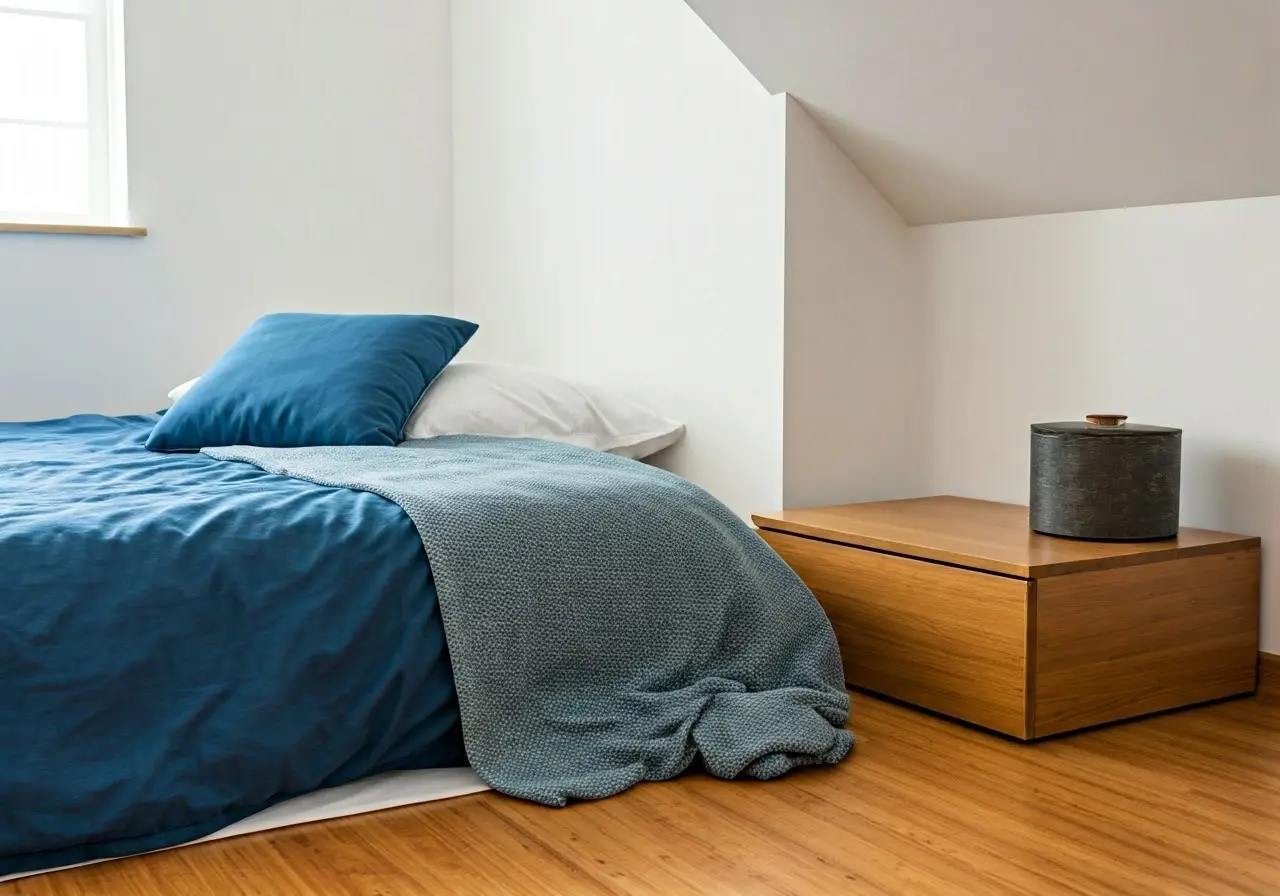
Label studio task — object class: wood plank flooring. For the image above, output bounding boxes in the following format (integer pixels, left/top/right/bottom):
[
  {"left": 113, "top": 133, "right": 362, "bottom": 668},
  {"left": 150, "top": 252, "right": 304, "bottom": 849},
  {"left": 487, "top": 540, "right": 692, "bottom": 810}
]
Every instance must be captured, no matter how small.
[{"left": 10, "top": 686, "right": 1280, "bottom": 895}]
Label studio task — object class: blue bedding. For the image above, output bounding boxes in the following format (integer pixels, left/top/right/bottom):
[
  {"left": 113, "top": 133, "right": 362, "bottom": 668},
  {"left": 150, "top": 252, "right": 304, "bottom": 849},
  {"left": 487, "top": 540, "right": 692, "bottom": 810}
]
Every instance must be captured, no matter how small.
[{"left": 0, "top": 415, "right": 465, "bottom": 877}]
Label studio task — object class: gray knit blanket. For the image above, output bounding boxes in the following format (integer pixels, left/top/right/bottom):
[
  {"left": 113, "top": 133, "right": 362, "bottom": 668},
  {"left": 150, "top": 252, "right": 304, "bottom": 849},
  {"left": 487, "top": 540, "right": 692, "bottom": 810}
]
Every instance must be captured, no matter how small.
[{"left": 205, "top": 436, "right": 853, "bottom": 805}]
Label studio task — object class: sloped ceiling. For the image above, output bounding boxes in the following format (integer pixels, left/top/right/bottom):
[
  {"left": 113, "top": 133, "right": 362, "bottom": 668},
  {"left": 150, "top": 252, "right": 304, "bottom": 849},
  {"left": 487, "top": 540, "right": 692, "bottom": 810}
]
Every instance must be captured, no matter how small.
[{"left": 687, "top": 0, "right": 1280, "bottom": 224}]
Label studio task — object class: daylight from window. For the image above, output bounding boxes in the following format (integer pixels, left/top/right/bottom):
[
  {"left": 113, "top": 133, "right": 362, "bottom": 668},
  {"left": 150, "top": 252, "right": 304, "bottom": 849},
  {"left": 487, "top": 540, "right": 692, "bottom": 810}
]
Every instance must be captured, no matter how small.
[{"left": 0, "top": 0, "right": 127, "bottom": 223}]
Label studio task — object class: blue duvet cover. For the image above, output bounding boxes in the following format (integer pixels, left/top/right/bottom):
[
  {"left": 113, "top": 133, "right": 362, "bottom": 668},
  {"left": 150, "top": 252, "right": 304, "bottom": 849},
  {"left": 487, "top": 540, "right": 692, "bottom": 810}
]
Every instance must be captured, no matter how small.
[{"left": 0, "top": 415, "right": 465, "bottom": 877}]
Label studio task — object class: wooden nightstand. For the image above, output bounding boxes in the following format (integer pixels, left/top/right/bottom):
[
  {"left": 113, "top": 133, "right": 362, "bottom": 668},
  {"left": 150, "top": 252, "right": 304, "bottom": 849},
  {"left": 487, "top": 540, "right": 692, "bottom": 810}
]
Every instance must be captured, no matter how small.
[{"left": 754, "top": 496, "right": 1261, "bottom": 739}]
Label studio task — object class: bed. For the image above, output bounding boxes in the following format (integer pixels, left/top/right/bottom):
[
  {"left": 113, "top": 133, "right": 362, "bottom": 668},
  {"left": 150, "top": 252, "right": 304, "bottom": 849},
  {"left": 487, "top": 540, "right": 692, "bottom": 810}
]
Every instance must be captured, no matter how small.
[{"left": 0, "top": 315, "right": 852, "bottom": 879}]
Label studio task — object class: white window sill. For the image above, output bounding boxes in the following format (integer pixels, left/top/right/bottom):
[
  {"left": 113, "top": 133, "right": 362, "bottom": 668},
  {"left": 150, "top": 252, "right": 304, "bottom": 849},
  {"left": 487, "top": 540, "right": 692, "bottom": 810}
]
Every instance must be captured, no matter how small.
[{"left": 0, "top": 222, "right": 147, "bottom": 237}]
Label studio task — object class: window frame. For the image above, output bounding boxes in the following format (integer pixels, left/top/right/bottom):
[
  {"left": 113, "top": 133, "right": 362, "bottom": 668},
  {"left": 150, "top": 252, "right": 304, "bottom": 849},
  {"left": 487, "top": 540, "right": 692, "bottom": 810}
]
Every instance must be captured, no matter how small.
[{"left": 0, "top": 0, "right": 130, "bottom": 227}]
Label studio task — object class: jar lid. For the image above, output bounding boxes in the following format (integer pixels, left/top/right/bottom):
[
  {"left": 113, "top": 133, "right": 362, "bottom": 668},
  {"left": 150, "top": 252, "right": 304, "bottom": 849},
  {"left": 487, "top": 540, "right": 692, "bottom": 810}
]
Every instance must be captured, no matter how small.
[{"left": 1032, "top": 415, "right": 1181, "bottom": 436}]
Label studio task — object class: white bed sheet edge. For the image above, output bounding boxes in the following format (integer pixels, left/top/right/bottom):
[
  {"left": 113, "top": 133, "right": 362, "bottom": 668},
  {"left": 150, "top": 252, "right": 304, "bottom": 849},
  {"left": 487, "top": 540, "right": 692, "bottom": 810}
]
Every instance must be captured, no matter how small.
[{"left": 1, "top": 767, "right": 490, "bottom": 883}]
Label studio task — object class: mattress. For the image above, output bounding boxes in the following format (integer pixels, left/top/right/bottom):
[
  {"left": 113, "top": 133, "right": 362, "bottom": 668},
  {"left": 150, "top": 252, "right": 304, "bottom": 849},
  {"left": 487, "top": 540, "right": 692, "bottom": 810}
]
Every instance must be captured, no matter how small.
[{"left": 0, "top": 767, "right": 489, "bottom": 883}]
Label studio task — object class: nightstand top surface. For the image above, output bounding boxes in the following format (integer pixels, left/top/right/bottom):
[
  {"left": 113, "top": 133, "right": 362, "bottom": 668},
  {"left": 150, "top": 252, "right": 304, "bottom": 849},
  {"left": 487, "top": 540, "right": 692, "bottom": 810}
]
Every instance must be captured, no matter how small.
[{"left": 753, "top": 496, "right": 1259, "bottom": 578}]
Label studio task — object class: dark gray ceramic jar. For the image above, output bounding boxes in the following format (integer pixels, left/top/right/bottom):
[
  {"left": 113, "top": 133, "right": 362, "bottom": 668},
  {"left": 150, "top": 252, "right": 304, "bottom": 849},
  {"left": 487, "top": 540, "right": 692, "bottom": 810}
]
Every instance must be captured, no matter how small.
[{"left": 1029, "top": 415, "right": 1182, "bottom": 541}]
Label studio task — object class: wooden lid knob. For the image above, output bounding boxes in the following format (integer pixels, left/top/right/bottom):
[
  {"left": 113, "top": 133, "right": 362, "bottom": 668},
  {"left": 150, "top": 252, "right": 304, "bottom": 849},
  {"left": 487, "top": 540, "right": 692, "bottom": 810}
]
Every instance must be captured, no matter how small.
[{"left": 1086, "top": 414, "right": 1128, "bottom": 427}]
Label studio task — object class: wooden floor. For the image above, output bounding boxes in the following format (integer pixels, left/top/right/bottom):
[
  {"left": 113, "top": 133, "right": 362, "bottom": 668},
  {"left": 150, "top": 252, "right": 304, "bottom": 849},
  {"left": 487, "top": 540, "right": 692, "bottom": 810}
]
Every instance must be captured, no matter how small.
[{"left": 10, "top": 686, "right": 1280, "bottom": 896}]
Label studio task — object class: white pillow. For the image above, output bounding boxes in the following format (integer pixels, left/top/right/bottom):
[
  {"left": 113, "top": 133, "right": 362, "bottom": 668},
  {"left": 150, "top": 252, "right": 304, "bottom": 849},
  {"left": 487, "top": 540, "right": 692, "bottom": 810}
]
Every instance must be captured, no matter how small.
[
  {"left": 168, "top": 378, "right": 198, "bottom": 404},
  {"left": 405, "top": 363, "right": 684, "bottom": 459},
  {"left": 166, "top": 364, "right": 685, "bottom": 459}
]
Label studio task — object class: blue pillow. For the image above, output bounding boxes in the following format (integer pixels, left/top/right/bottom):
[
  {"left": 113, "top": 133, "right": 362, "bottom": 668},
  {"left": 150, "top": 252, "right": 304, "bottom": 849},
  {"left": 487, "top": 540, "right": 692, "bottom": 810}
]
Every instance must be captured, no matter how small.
[{"left": 145, "top": 313, "right": 478, "bottom": 451}]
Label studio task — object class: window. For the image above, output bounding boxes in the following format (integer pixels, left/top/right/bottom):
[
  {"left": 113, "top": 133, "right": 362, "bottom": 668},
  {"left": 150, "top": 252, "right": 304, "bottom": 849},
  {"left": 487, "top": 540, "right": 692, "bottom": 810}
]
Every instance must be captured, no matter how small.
[{"left": 0, "top": 0, "right": 129, "bottom": 226}]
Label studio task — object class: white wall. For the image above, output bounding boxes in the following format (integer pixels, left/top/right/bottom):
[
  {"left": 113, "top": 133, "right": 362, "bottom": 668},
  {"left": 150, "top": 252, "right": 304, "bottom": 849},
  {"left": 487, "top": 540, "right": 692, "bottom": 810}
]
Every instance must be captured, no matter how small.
[
  {"left": 0, "top": 0, "right": 453, "bottom": 422},
  {"left": 783, "top": 98, "right": 926, "bottom": 507},
  {"left": 918, "top": 195, "right": 1280, "bottom": 651},
  {"left": 452, "top": 0, "right": 787, "bottom": 517}
]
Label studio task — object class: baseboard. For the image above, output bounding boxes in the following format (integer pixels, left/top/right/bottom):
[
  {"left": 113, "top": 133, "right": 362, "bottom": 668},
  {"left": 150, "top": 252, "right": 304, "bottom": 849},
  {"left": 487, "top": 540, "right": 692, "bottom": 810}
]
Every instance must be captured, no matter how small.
[{"left": 1260, "top": 652, "right": 1280, "bottom": 694}]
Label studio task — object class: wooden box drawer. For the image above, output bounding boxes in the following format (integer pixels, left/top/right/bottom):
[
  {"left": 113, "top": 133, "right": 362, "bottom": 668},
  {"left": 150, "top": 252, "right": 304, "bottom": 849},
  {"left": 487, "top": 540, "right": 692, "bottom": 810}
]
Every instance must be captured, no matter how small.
[
  {"left": 759, "top": 525, "right": 1259, "bottom": 740},
  {"left": 760, "top": 529, "right": 1031, "bottom": 738}
]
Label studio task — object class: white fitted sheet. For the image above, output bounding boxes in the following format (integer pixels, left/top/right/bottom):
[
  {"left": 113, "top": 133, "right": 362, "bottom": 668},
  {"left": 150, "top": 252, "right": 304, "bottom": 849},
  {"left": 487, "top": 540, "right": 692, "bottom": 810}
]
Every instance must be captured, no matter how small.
[{"left": 1, "top": 767, "right": 490, "bottom": 883}]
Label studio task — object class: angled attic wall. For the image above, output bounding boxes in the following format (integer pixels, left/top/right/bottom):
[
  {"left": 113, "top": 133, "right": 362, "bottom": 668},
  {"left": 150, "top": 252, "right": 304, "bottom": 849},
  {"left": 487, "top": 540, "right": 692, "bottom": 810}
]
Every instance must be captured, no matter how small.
[
  {"left": 782, "top": 98, "right": 928, "bottom": 507},
  {"left": 451, "top": 0, "right": 787, "bottom": 518}
]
